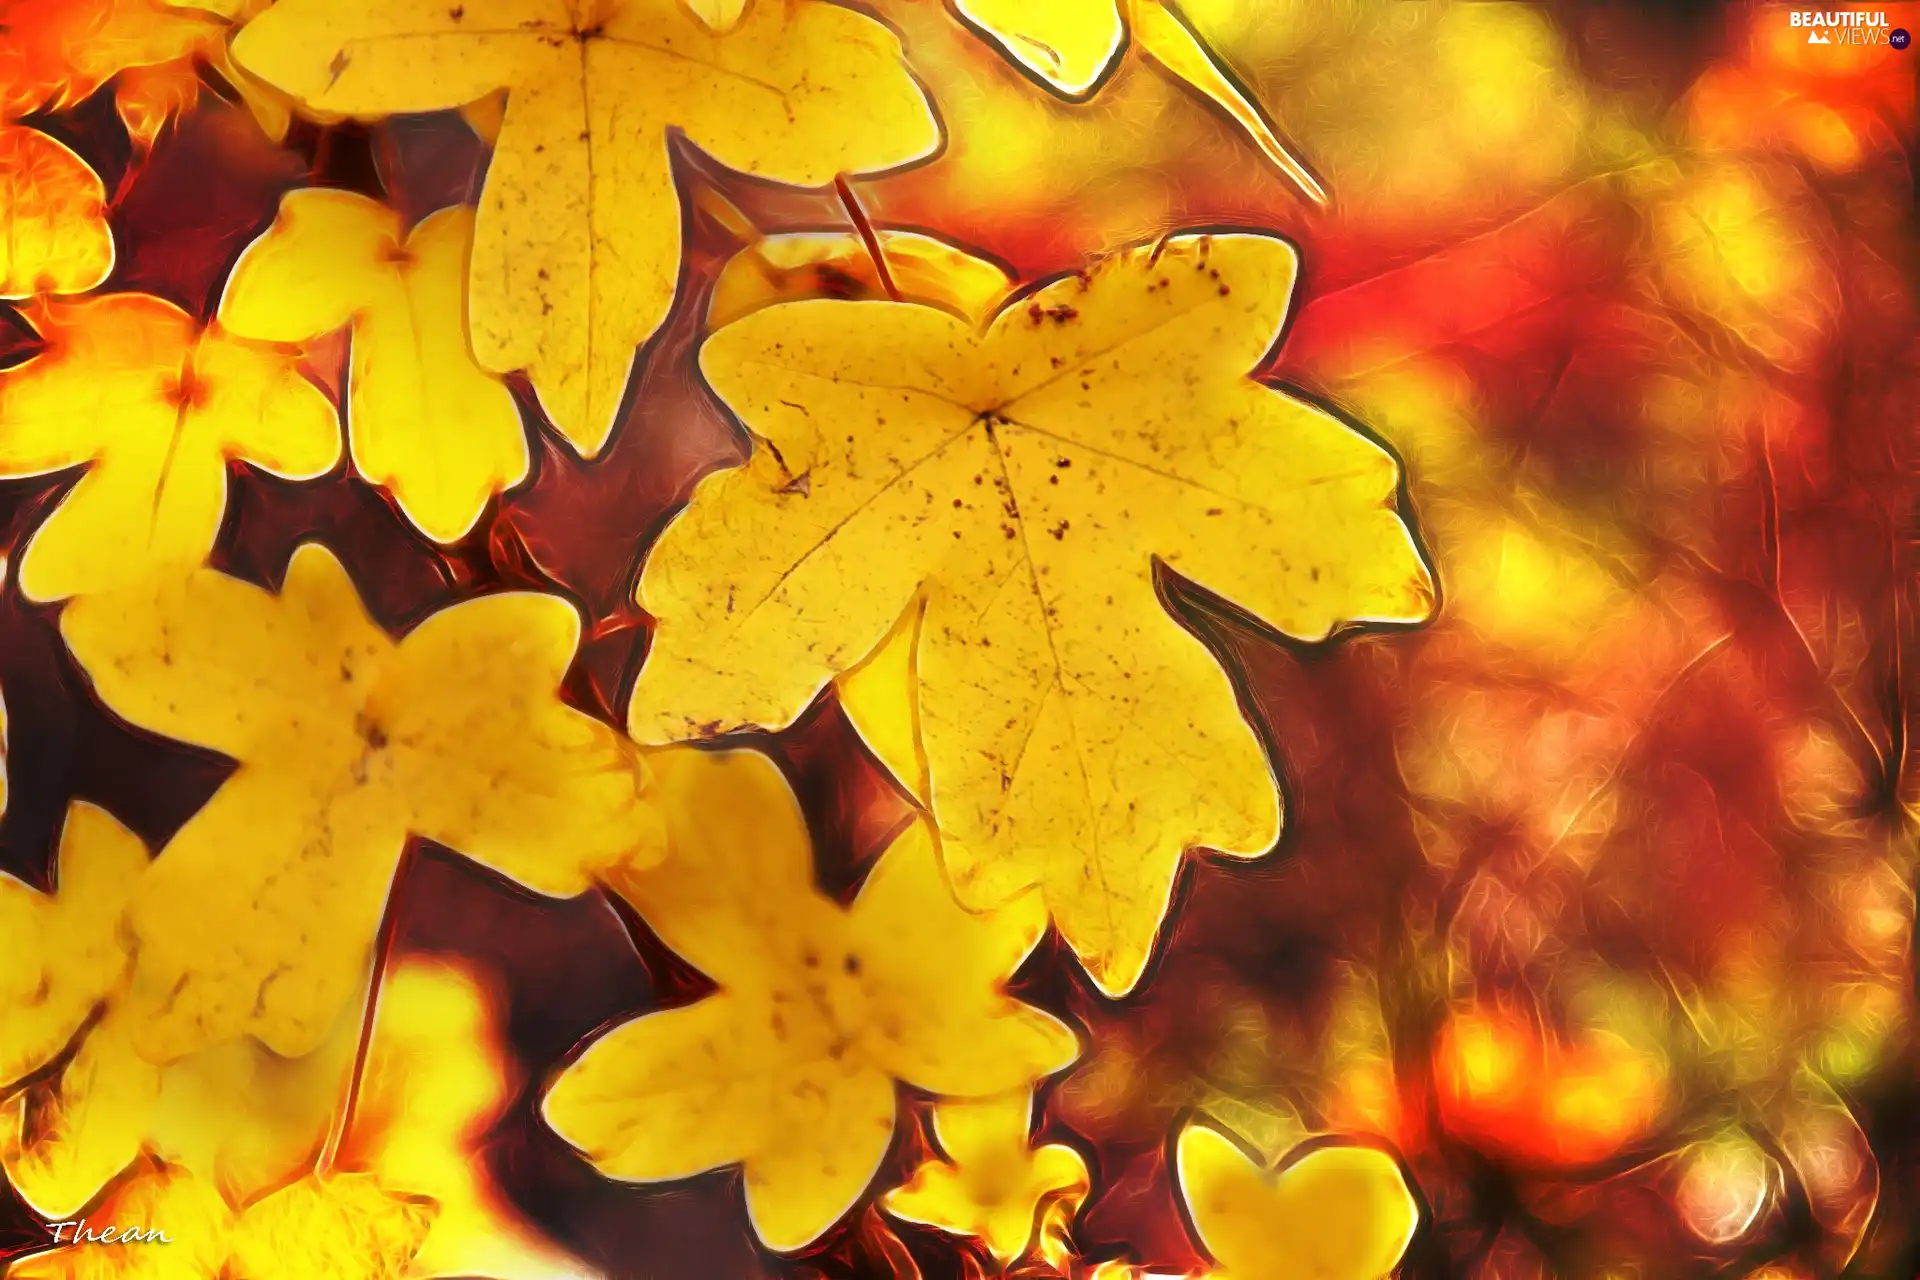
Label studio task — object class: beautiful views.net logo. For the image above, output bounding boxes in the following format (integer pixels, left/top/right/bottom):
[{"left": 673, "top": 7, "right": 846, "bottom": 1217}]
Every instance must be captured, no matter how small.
[{"left": 1788, "top": 10, "right": 1898, "bottom": 43}]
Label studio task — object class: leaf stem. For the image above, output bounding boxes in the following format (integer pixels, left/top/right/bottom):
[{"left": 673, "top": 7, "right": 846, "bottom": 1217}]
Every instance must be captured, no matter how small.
[{"left": 834, "top": 174, "right": 900, "bottom": 302}]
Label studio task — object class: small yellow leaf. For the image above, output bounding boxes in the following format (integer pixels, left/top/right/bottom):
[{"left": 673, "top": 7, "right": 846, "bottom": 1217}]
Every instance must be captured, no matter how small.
[
  {"left": 708, "top": 230, "right": 1015, "bottom": 331},
  {"left": 882, "top": 1090, "right": 1089, "bottom": 1263},
  {"left": 0, "top": 294, "right": 341, "bottom": 602},
  {"left": 1174, "top": 1122, "right": 1419, "bottom": 1280},
  {"left": 0, "top": 127, "right": 114, "bottom": 299},
  {"left": 231, "top": 0, "right": 940, "bottom": 457},
  {"left": 629, "top": 232, "right": 1433, "bottom": 996},
  {"left": 221, "top": 190, "right": 530, "bottom": 543},
  {"left": 59, "top": 544, "right": 661, "bottom": 1062},
  {"left": 543, "top": 748, "right": 1076, "bottom": 1252},
  {"left": 954, "top": 0, "right": 1126, "bottom": 98},
  {"left": 0, "top": 804, "right": 149, "bottom": 1090}
]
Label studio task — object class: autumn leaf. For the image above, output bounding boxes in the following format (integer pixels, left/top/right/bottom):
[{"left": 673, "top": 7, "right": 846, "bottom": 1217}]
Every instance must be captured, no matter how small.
[
  {"left": 0, "top": 804, "right": 149, "bottom": 1092},
  {"left": 58, "top": 543, "right": 662, "bottom": 1064},
  {"left": 0, "top": 293, "right": 340, "bottom": 602},
  {"left": 951, "top": 0, "right": 1325, "bottom": 202},
  {"left": 1173, "top": 1122, "right": 1420, "bottom": 1280},
  {"left": 628, "top": 231, "right": 1433, "bottom": 996},
  {"left": 881, "top": 1090, "right": 1089, "bottom": 1263},
  {"left": 0, "top": 128, "right": 113, "bottom": 299},
  {"left": 230, "top": 0, "right": 940, "bottom": 458},
  {"left": 542, "top": 748, "right": 1077, "bottom": 1252},
  {"left": 219, "top": 189, "right": 529, "bottom": 543}
]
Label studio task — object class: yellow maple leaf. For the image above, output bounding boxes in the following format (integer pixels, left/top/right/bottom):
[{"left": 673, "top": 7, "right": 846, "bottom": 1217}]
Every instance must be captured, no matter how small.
[
  {"left": 229, "top": 0, "right": 940, "bottom": 458},
  {"left": 0, "top": 804, "right": 149, "bottom": 1092},
  {"left": 950, "top": 0, "right": 1325, "bottom": 203},
  {"left": 0, "top": 127, "right": 113, "bottom": 299},
  {"left": 542, "top": 747, "right": 1077, "bottom": 1252},
  {"left": 57, "top": 543, "right": 662, "bottom": 1064},
  {"left": 0, "top": 294, "right": 341, "bottom": 602},
  {"left": 627, "top": 232, "right": 1434, "bottom": 996},
  {"left": 1173, "top": 1122, "right": 1420, "bottom": 1280},
  {"left": 219, "top": 190, "right": 529, "bottom": 544},
  {"left": 881, "top": 1089, "right": 1089, "bottom": 1264}
]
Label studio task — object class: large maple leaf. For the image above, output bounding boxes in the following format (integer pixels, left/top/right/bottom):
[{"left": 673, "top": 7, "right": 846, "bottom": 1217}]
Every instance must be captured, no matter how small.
[
  {"left": 542, "top": 748, "right": 1077, "bottom": 1252},
  {"left": 219, "top": 189, "right": 530, "bottom": 544},
  {"left": 0, "top": 293, "right": 341, "bottom": 602},
  {"left": 229, "top": 0, "right": 940, "bottom": 458},
  {"left": 58, "top": 543, "right": 661, "bottom": 1063},
  {"left": 627, "top": 232, "right": 1434, "bottom": 996}
]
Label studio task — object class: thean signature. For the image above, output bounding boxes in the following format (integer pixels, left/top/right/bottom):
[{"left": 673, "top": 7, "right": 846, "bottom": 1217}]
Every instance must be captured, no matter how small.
[{"left": 49, "top": 1219, "right": 173, "bottom": 1245}]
